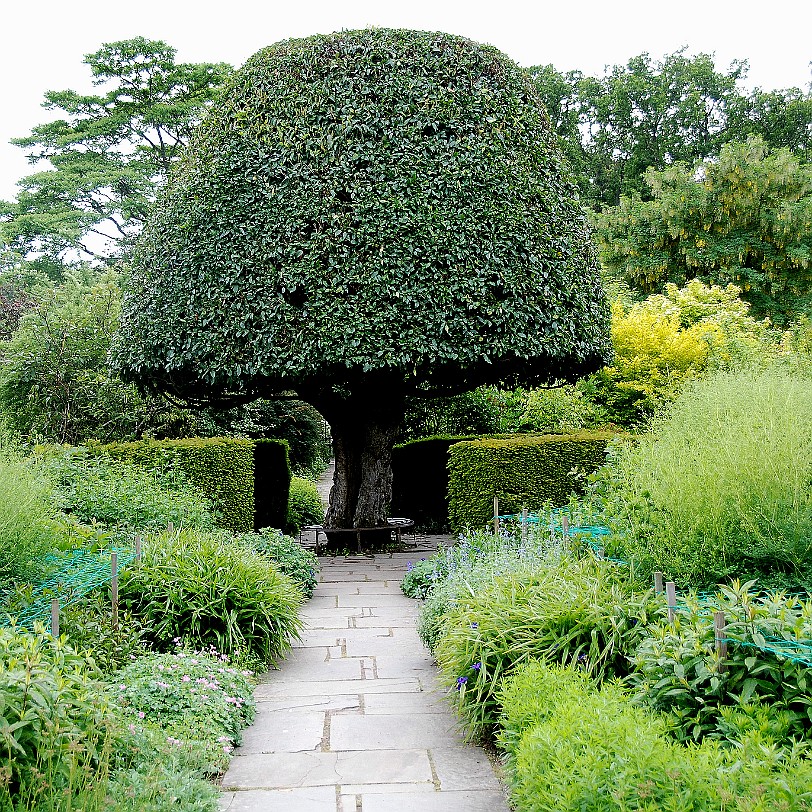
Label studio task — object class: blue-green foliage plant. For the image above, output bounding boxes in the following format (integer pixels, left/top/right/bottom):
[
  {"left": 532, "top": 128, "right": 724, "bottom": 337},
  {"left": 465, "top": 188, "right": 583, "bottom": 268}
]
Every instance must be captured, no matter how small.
[
  {"left": 498, "top": 660, "right": 812, "bottom": 812},
  {"left": 43, "top": 448, "right": 215, "bottom": 531},
  {"left": 118, "top": 528, "right": 303, "bottom": 667},
  {"left": 597, "top": 366, "right": 812, "bottom": 589}
]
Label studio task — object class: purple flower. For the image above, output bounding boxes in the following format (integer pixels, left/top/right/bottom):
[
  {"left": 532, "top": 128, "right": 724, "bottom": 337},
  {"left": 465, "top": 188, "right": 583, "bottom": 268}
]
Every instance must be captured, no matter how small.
[
  {"left": 407, "top": 561, "right": 414, "bottom": 571},
  {"left": 455, "top": 676, "right": 468, "bottom": 691},
  {"left": 470, "top": 622, "right": 479, "bottom": 630},
  {"left": 472, "top": 662, "right": 482, "bottom": 671}
]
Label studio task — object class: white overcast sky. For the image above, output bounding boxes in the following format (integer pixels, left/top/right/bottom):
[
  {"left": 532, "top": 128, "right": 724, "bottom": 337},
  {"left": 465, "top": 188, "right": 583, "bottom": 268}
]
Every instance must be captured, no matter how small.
[{"left": 2, "top": 0, "right": 810, "bottom": 202}]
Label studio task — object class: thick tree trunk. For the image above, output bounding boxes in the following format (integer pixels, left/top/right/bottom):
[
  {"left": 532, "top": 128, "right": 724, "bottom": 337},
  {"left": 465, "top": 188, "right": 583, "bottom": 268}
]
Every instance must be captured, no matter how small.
[{"left": 317, "top": 390, "right": 404, "bottom": 530}]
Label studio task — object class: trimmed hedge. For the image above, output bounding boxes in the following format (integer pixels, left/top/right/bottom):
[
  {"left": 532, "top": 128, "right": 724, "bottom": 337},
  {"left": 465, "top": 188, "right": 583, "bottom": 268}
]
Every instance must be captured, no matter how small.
[
  {"left": 93, "top": 438, "right": 256, "bottom": 533},
  {"left": 253, "top": 439, "right": 292, "bottom": 531},
  {"left": 392, "top": 435, "right": 477, "bottom": 532},
  {"left": 448, "top": 432, "right": 616, "bottom": 532}
]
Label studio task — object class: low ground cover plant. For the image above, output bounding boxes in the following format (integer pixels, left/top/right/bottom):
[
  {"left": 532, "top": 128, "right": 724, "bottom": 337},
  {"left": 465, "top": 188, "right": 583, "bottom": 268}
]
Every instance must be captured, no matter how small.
[{"left": 119, "top": 528, "right": 303, "bottom": 668}]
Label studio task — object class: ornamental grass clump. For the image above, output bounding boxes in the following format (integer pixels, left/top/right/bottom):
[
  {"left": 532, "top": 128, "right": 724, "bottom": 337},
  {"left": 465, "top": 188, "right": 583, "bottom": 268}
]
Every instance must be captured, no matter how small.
[
  {"left": 598, "top": 365, "right": 812, "bottom": 589},
  {"left": 119, "top": 528, "right": 303, "bottom": 667},
  {"left": 434, "top": 555, "right": 655, "bottom": 735}
]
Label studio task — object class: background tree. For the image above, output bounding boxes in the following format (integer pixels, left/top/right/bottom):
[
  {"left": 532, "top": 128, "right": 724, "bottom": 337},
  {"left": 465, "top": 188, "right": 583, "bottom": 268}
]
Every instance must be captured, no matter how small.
[
  {"left": 112, "top": 28, "right": 612, "bottom": 532},
  {"left": 0, "top": 38, "right": 233, "bottom": 276},
  {"left": 593, "top": 138, "right": 812, "bottom": 322}
]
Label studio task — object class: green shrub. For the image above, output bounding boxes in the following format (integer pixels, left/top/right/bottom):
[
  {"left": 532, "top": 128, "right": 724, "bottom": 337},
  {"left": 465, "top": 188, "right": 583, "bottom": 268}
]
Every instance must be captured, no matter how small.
[
  {"left": 598, "top": 366, "right": 812, "bottom": 588},
  {"left": 44, "top": 448, "right": 215, "bottom": 531},
  {"left": 498, "top": 661, "right": 812, "bottom": 812},
  {"left": 434, "top": 555, "right": 652, "bottom": 735},
  {"left": 401, "top": 558, "right": 439, "bottom": 600},
  {"left": 392, "top": 435, "right": 477, "bottom": 532},
  {"left": 60, "top": 592, "right": 152, "bottom": 675},
  {"left": 285, "top": 476, "right": 323, "bottom": 535},
  {"left": 630, "top": 581, "right": 812, "bottom": 743},
  {"left": 93, "top": 438, "right": 255, "bottom": 533},
  {"left": 118, "top": 528, "right": 303, "bottom": 667},
  {"left": 400, "top": 390, "right": 502, "bottom": 441},
  {"left": 0, "top": 451, "right": 59, "bottom": 590},
  {"left": 253, "top": 438, "right": 291, "bottom": 532},
  {"left": 0, "top": 626, "right": 114, "bottom": 810},
  {"left": 239, "top": 528, "right": 319, "bottom": 599},
  {"left": 448, "top": 432, "right": 616, "bottom": 532}
]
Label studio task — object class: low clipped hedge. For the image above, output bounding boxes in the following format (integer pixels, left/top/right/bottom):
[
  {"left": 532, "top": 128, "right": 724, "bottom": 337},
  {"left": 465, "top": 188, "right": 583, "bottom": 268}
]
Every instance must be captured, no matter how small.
[
  {"left": 447, "top": 432, "right": 616, "bottom": 532},
  {"left": 391, "top": 435, "right": 477, "bottom": 531},
  {"left": 91, "top": 438, "right": 257, "bottom": 533}
]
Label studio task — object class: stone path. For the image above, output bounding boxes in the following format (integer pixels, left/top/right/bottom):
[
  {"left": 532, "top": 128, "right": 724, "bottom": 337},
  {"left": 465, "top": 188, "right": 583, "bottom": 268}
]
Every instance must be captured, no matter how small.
[{"left": 219, "top": 550, "right": 509, "bottom": 812}]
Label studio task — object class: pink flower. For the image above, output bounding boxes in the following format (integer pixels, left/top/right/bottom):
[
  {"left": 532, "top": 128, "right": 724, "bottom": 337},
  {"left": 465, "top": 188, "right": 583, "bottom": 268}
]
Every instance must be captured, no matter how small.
[
  {"left": 182, "top": 675, "right": 191, "bottom": 682},
  {"left": 137, "top": 711, "right": 145, "bottom": 719}
]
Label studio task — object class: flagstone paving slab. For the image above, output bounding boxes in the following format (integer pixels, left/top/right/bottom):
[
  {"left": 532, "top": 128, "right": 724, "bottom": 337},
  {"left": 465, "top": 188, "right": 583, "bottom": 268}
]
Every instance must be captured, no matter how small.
[{"left": 220, "top": 540, "right": 509, "bottom": 811}]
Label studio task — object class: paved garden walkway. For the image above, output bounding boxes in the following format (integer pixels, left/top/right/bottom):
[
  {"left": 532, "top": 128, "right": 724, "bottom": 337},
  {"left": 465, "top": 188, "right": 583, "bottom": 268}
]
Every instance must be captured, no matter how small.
[{"left": 219, "top": 548, "right": 510, "bottom": 812}]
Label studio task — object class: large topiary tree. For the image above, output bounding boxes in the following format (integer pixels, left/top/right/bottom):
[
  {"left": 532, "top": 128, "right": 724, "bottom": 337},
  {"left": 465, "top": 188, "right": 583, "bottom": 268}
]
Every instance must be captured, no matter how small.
[{"left": 112, "top": 29, "right": 612, "bottom": 532}]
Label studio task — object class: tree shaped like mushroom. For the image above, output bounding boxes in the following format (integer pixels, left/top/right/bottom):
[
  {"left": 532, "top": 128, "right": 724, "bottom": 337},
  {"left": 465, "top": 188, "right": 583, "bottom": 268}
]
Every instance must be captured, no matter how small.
[{"left": 112, "top": 29, "right": 612, "bottom": 536}]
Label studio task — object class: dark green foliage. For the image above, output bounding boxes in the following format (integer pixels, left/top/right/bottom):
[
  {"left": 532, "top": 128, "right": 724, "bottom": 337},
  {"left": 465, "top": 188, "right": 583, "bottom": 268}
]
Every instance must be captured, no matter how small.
[
  {"left": 44, "top": 448, "right": 215, "bottom": 531},
  {"left": 447, "top": 432, "right": 616, "bottom": 532},
  {"left": 498, "top": 661, "right": 812, "bottom": 812},
  {"left": 112, "top": 28, "right": 611, "bottom": 403},
  {"left": 118, "top": 528, "right": 303, "bottom": 667},
  {"left": 400, "top": 390, "right": 501, "bottom": 441},
  {"left": 392, "top": 435, "right": 477, "bottom": 532},
  {"left": 253, "top": 439, "right": 291, "bottom": 531},
  {"left": 93, "top": 437, "right": 254, "bottom": 533},
  {"left": 240, "top": 528, "right": 319, "bottom": 598},
  {"left": 284, "top": 477, "right": 324, "bottom": 536},
  {"left": 630, "top": 583, "right": 812, "bottom": 744}
]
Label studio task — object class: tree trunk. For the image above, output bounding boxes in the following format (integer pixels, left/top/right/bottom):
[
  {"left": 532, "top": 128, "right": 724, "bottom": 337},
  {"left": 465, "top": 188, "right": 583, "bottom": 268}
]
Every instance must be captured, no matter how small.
[{"left": 317, "top": 389, "right": 404, "bottom": 530}]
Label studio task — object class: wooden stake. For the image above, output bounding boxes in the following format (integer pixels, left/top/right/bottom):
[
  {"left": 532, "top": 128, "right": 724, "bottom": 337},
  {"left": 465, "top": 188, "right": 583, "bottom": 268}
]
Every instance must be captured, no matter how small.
[
  {"left": 665, "top": 581, "right": 677, "bottom": 623},
  {"left": 50, "top": 598, "right": 59, "bottom": 638},
  {"left": 111, "top": 551, "right": 119, "bottom": 630},
  {"left": 521, "top": 507, "right": 528, "bottom": 544},
  {"left": 714, "top": 611, "right": 728, "bottom": 671},
  {"left": 561, "top": 514, "right": 569, "bottom": 538},
  {"left": 654, "top": 571, "right": 664, "bottom": 594},
  {"left": 167, "top": 521, "right": 174, "bottom": 534},
  {"left": 493, "top": 495, "right": 499, "bottom": 536},
  {"left": 135, "top": 534, "right": 143, "bottom": 563}
]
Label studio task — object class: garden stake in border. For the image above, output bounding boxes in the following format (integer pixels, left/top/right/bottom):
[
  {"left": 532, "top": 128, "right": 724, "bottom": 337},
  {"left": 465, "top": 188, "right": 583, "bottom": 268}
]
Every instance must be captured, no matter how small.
[
  {"left": 666, "top": 581, "right": 677, "bottom": 623},
  {"left": 111, "top": 551, "right": 119, "bottom": 630},
  {"left": 50, "top": 598, "right": 59, "bottom": 638},
  {"left": 714, "top": 611, "right": 728, "bottom": 672},
  {"left": 135, "top": 534, "right": 143, "bottom": 563},
  {"left": 654, "top": 571, "right": 664, "bottom": 595},
  {"left": 493, "top": 495, "right": 499, "bottom": 536},
  {"left": 521, "top": 506, "right": 528, "bottom": 544}
]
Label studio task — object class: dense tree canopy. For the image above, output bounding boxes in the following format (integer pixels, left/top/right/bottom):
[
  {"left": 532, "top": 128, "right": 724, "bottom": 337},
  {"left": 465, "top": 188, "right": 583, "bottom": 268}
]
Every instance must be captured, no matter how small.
[
  {"left": 531, "top": 51, "right": 812, "bottom": 209},
  {"left": 592, "top": 138, "right": 812, "bottom": 322},
  {"left": 113, "top": 28, "right": 611, "bottom": 530},
  {"left": 0, "top": 38, "right": 232, "bottom": 276}
]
